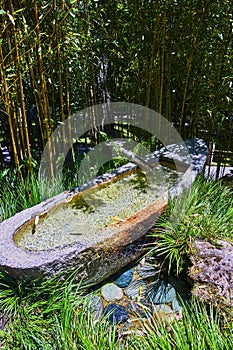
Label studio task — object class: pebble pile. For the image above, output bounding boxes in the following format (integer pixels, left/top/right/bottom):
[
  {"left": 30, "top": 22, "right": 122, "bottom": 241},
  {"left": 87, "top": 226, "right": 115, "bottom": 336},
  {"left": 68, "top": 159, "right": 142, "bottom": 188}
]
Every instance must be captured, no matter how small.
[{"left": 85, "top": 254, "right": 191, "bottom": 340}]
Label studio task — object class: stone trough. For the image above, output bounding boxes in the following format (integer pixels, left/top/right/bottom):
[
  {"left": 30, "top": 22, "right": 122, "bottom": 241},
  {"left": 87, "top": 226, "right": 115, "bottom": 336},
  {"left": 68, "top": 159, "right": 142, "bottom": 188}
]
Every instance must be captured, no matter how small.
[{"left": 0, "top": 138, "right": 207, "bottom": 285}]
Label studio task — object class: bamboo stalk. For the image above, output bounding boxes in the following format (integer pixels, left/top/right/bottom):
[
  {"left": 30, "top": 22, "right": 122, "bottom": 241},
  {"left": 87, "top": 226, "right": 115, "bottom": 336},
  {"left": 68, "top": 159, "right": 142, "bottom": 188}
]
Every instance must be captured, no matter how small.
[
  {"left": 21, "top": 7, "right": 46, "bottom": 151},
  {"left": 3, "top": 13, "right": 25, "bottom": 161},
  {"left": 17, "top": 106, "right": 26, "bottom": 158},
  {"left": 66, "top": 66, "right": 75, "bottom": 165},
  {"left": 158, "top": 3, "right": 167, "bottom": 115},
  {"left": 34, "top": 0, "right": 54, "bottom": 179},
  {"left": 0, "top": 45, "right": 21, "bottom": 173},
  {"left": 146, "top": 7, "right": 159, "bottom": 108},
  {"left": 54, "top": 0, "right": 65, "bottom": 135},
  {"left": 9, "top": 0, "right": 32, "bottom": 172},
  {"left": 26, "top": 51, "right": 45, "bottom": 149},
  {"left": 179, "top": 49, "right": 194, "bottom": 136}
]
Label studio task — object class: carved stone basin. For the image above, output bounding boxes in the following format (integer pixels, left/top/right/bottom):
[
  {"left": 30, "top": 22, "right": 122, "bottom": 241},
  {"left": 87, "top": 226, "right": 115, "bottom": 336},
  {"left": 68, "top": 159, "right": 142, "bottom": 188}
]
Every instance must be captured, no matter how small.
[{"left": 0, "top": 138, "right": 207, "bottom": 285}]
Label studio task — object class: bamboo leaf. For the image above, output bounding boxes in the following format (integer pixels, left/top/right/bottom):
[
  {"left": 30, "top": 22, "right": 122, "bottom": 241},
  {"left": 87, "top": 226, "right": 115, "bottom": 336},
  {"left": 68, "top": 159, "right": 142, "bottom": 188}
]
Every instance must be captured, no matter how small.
[{"left": 7, "top": 13, "right": 15, "bottom": 25}]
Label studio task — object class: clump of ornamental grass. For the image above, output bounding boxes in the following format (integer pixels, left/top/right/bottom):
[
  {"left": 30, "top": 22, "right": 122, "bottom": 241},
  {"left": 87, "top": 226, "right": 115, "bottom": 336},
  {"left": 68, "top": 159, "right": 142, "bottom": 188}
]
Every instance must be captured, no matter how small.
[
  {"left": 0, "top": 269, "right": 118, "bottom": 350},
  {"left": 149, "top": 176, "right": 233, "bottom": 274},
  {"left": 129, "top": 298, "right": 233, "bottom": 350},
  {"left": 1, "top": 268, "right": 233, "bottom": 350},
  {"left": 0, "top": 168, "right": 40, "bottom": 220}
]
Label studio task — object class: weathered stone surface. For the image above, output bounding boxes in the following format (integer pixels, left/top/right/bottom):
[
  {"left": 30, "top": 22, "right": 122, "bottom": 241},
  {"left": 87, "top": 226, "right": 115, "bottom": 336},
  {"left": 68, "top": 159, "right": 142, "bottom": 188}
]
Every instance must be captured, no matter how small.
[
  {"left": 146, "top": 281, "right": 177, "bottom": 304},
  {"left": 189, "top": 239, "right": 233, "bottom": 312},
  {"left": 167, "top": 138, "right": 208, "bottom": 199},
  {"left": 86, "top": 295, "right": 103, "bottom": 320},
  {"left": 124, "top": 279, "right": 147, "bottom": 300},
  {"left": 0, "top": 191, "right": 166, "bottom": 284},
  {"left": 154, "top": 304, "right": 174, "bottom": 314},
  {"left": 136, "top": 263, "right": 160, "bottom": 279},
  {"left": 172, "top": 298, "right": 182, "bottom": 313},
  {"left": 128, "top": 299, "right": 152, "bottom": 318},
  {"left": 104, "top": 304, "right": 128, "bottom": 325},
  {"left": 101, "top": 283, "right": 123, "bottom": 302},
  {"left": 0, "top": 138, "right": 207, "bottom": 284},
  {"left": 114, "top": 268, "right": 134, "bottom": 288},
  {"left": 153, "top": 304, "right": 178, "bottom": 322}
]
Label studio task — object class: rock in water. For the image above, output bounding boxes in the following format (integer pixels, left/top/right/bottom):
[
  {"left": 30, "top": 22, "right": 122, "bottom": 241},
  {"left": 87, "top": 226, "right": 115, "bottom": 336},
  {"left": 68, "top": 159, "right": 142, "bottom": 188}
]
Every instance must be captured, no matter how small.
[
  {"left": 146, "top": 280, "right": 176, "bottom": 304},
  {"left": 101, "top": 283, "right": 123, "bottom": 302},
  {"left": 114, "top": 268, "right": 134, "bottom": 288},
  {"left": 104, "top": 304, "right": 128, "bottom": 325}
]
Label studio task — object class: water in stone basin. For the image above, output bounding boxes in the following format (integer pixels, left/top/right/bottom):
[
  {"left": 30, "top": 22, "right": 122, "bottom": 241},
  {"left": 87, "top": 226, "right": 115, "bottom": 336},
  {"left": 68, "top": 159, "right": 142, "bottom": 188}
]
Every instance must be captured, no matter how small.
[{"left": 14, "top": 166, "right": 182, "bottom": 251}]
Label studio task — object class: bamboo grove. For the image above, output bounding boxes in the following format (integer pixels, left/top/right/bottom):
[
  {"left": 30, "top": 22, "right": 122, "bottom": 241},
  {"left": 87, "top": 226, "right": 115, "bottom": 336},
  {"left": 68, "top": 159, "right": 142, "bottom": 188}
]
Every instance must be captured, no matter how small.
[{"left": 0, "top": 0, "right": 232, "bottom": 176}]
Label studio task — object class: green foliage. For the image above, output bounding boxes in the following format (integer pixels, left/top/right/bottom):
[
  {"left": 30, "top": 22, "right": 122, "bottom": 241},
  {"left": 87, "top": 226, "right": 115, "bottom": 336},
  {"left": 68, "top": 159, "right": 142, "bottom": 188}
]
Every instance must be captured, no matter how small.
[
  {"left": 0, "top": 268, "right": 233, "bottom": 349},
  {"left": 0, "top": 270, "right": 118, "bottom": 350},
  {"left": 0, "top": 153, "right": 129, "bottom": 220},
  {"left": 0, "top": 168, "right": 41, "bottom": 220},
  {"left": 150, "top": 176, "right": 233, "bottom": 274},
  {"left": 133, "top": 299, "right": 233, "bottom": 350},
  {"left": 96, "top": 156, "right": 128, "bottom": 176},
  {"left": 1, "top": 0, "right": 232, "bottom": 172}
]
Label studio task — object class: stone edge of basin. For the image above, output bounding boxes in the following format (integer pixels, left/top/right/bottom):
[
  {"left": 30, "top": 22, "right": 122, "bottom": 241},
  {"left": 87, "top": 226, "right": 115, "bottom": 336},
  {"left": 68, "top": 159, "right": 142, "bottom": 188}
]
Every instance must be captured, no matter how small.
[{"left": 0, "top": 138, "right": 208, "bottom": 283}]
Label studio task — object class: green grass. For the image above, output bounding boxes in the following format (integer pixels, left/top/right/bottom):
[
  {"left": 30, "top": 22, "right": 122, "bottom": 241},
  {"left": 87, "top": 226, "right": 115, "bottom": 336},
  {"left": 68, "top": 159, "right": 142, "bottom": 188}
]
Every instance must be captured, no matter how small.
[
  {"left": 0, "top": 168, "right": 40, "bottom": 221},
  {"left": 0, "top": 170, "right": 233, "bottom": 348},
  {"left": 149, "top": 175, "right": 233, "bottom": 274},
  {"left": 0, "top": 269, "right": 232, "bottom": 349},
  {"left": 0, "top": 271, "right": 118, "bottom": 349},
  {"left": 0, "top": 152, "right": 128, "bottom": 220},
  {"left": 135, "top": 300, "right": 233, "bottom": 350}
]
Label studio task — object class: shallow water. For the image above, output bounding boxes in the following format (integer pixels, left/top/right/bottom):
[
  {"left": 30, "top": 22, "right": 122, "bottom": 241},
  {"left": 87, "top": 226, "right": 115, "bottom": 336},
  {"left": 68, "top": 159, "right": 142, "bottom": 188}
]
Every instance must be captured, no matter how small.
[{"left": 15, "top": 167, "right": 181, "bottom": 251}]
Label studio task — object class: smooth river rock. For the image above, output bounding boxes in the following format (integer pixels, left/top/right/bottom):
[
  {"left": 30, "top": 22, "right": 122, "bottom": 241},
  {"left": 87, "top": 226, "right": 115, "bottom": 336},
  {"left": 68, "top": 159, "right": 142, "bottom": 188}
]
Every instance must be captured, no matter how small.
[
  {"left": 114, "top": 268, "right": 134, "bottom": 288},
  {"left": 146, "top": 280, "right": 176, "bottom": 304},
  {"left": 104, "top": 304, "right": 128, "bottom": 325},
  {"left": 87, "top": 295, "right": 103, "bottom": 320},
  {"left": 101, "top": 283, "right": 123, "bottom": 302},
  {"left": 136, "top": 263, "right": 160, "bottom": 279},
  {"left": 124, "top": 279, "right": 147, "bottom": 300}
]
